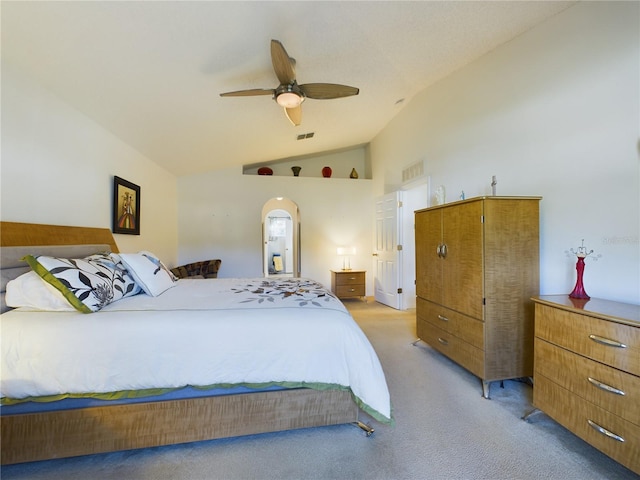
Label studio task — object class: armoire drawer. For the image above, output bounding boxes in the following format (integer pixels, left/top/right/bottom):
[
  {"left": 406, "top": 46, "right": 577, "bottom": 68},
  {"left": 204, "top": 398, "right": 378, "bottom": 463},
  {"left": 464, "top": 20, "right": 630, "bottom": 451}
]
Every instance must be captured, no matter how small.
[
  {"left": 534, "top": 375, "right": 639, "bottom": 474},
  {"left": 417, "top": 298, "right": 484, "bottom": 350},
  {"left": 535, "top": 304, "right": 640, "bottom": 376},
  {"left": 535, "top": 338, "right": 640, "bottom": 426},
  {"left": 417, "top": 317, "right": 484, "bottom": 379}
]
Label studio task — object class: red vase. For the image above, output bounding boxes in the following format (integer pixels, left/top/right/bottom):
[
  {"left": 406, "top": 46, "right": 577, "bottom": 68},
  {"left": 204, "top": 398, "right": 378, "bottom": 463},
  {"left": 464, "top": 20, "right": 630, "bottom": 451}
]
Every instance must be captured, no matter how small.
[
  {"left": 569, "top": 256, "right": 590, "bottom": 299},
  {"left": 322, "top": 166, "right": 332, "bottom": 178}
]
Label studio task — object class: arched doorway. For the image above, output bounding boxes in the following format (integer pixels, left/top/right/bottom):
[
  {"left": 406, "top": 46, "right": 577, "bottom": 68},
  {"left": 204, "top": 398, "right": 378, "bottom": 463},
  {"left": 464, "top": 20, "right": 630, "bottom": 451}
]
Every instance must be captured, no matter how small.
[{"left": 262, "top": 198, "right": 300, "bottom": 278}]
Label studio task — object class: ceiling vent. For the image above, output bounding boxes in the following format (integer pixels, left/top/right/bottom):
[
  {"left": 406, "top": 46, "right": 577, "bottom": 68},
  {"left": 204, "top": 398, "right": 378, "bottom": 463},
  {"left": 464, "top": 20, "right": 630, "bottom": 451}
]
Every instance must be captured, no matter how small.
[{"left": 297, "top": 132, "right": 315, "bottom": 140}]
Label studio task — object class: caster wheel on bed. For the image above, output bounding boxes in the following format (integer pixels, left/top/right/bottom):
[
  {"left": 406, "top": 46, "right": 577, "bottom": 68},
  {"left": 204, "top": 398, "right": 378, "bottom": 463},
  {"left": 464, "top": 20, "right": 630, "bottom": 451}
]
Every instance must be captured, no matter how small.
[{"left": 353, "top": 421, "right": 375, "bottom": 437}]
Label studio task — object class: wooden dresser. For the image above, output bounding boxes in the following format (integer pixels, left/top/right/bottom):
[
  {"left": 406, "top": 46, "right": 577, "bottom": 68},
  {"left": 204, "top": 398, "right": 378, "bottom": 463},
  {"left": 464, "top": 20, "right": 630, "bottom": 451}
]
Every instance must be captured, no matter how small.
[
  {"left": 415, "top": 197, "right": 541, "bottom": 398},
  {"left": 532, "top": 295, "right": 639, "bottom": 475},
  {"left": 330, "top": 270, "right": 366, "bottom": 300}
]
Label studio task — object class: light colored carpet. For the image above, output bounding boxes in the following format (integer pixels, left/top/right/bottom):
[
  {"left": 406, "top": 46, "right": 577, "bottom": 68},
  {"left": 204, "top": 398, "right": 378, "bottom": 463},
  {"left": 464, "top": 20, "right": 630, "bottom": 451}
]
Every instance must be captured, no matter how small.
[{"left": 2, "top": 300, "right": 638, "bottom": 479}]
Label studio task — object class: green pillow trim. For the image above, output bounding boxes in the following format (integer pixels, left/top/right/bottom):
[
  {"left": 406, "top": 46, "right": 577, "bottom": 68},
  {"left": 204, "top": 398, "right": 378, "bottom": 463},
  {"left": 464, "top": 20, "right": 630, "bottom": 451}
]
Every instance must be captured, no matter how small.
[{"left": 22, "top": 255, "right": 92, "bottom": 314}]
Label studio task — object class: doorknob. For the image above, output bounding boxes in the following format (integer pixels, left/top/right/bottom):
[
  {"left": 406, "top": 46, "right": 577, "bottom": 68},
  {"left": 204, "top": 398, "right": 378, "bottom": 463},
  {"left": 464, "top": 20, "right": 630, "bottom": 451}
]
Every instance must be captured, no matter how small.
[{"left": 372, "top": 253, "right": 378, "bottom": 256}]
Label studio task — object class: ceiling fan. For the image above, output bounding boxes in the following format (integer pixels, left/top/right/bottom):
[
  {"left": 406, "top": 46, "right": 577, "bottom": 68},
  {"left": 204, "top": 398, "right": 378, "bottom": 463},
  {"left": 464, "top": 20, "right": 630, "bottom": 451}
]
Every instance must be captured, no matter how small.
[{"left": 220, "top": 39, "right": 359, "bottom": 126}]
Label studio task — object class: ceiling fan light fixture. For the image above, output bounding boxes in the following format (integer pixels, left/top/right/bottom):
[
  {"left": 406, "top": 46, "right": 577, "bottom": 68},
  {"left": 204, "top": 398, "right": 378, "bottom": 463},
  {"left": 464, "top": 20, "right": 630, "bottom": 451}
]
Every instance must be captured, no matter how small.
[
  {"left": 276, "top": 91, "right": 303, "bottom": 108},
  {"left": 220, "top": 40, "right": 358, "bottom": 125}
]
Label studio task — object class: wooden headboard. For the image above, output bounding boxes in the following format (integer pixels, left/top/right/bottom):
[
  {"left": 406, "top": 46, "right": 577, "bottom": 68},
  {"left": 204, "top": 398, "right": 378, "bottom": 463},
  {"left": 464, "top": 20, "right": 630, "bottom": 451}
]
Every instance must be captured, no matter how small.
[{"left": 1, "top": 222, "right": 119, "bottom": 253}]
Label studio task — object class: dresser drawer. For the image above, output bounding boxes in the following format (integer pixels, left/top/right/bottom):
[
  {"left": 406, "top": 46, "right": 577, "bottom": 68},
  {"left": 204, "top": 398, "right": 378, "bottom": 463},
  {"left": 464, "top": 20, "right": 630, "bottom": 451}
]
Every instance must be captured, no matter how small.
[
  {"left": 535, "top": 339, "right": 640, "bottom": 426},
  {"left": 417, "top": 298, "right": 484, "bottom": 350},
  {"left": 417, "top": 317, "right": 484, "bottom": 379},
  {"left": 535, "top": 304, "right": 640, "bottom": 376},
  {"left": 534, "top": 375, "right": 640, "bottom": 474}
]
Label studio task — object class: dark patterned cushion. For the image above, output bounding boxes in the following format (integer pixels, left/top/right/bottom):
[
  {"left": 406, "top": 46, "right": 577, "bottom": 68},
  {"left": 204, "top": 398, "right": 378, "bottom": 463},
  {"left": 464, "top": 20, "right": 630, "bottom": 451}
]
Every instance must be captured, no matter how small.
[{"left": 170, "top": 259, "right": 221, "bottom": 279}]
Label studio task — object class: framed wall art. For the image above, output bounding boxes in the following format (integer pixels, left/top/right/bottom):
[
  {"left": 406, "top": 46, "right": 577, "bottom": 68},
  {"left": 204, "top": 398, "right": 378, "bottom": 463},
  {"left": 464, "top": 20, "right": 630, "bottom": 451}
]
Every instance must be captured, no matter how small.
[{"left": 112, "top": 176, "right": 140, "bottom": 235}]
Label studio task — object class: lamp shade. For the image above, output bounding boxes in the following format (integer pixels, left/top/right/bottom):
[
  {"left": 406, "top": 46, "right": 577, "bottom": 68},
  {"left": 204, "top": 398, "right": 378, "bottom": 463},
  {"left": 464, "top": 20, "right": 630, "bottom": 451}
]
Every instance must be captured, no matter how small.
[{"left": 336, "top": 246, "right": 356, "bottom": 256}]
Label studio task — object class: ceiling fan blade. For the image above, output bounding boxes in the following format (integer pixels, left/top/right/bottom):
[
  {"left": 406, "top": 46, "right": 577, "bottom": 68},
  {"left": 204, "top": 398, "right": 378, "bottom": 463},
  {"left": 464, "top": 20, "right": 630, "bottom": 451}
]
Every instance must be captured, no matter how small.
[
  {"left": 285, "top": 105, "right": 302, "bottom": 126},
  {"left": 271, "top": 39, "right": 296, "bottom": 85},
  {"left": 220, "top": 88, "right": 274, "bottom": 97},
  {"left": 299, "top": 83, "right": 359, "bottom": 100}
]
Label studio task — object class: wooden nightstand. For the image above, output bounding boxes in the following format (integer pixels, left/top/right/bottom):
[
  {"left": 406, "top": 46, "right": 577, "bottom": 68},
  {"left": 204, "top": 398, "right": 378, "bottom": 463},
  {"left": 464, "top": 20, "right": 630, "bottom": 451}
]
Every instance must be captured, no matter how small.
[{"left": 330, "top": 270, "right": 366, "bottom": 300}]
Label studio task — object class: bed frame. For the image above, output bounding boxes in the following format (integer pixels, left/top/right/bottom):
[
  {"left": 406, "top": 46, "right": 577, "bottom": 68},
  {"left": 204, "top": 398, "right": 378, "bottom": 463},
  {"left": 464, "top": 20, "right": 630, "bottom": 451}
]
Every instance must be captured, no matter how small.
[{"left": 0, "top": 221, "right": 367, "bottom": 465}]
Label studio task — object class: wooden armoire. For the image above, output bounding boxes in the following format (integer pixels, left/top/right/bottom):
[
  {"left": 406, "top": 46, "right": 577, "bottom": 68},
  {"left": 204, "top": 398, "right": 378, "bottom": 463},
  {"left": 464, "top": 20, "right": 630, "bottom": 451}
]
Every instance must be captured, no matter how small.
[{"left": 415, "top": 196, "right": 541, "bottom": 398}]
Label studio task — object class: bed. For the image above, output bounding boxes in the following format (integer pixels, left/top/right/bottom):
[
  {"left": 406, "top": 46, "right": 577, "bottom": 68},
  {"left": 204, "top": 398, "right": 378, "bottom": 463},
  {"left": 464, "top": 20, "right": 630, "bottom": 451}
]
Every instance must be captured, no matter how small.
[{"left": 0, "top": 221, "right": 392, "bottom": 465}]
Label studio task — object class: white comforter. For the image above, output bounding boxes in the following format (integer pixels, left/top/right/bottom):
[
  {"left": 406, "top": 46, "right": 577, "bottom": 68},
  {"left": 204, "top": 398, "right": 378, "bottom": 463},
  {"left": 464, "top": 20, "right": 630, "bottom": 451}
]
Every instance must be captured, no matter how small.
[{"left": 0, "top": 278, "right": 392, "bottom": 423}]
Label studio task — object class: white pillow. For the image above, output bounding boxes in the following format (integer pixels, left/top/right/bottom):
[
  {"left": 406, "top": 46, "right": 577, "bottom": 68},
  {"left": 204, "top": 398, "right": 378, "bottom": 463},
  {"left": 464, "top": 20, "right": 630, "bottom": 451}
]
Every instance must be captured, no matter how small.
[
  {"left": 6, "top": 271, "right": 76, "bottom": 311},
  {"left": 116, "top": 252, "right": 176, "bottom": 297},
  {"left": 138, "top": 251, "right": 179, "bottom": 281}
]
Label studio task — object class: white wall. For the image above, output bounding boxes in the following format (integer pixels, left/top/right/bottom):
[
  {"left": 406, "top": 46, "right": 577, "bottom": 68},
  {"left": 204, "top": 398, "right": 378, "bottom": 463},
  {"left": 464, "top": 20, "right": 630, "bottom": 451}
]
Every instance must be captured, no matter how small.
[
  {"left": 3, "top": 2, "right": 637, "bottom": 306},
  {"left": 1, "top": 62, "right": 179, "bottom": 265},
  {"left": 371, "top": 2, "right": 639, "bottom": 305},
  {"left": 177, "top": 168, "right": 373, "bottom": 292}
]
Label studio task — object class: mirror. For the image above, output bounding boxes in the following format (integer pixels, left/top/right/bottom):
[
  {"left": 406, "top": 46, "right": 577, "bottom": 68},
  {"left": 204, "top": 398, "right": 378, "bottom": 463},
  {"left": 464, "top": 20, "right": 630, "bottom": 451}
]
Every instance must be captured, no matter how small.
[{"left": 262, "top": 198, "right": 300, "bottom": 277}]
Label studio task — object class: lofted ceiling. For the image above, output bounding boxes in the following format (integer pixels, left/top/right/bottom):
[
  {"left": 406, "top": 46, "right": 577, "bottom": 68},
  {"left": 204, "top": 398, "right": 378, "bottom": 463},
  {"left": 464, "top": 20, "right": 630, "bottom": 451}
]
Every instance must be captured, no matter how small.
[{"left": 1, "top": 1, "right": 574, "bottom": 177}]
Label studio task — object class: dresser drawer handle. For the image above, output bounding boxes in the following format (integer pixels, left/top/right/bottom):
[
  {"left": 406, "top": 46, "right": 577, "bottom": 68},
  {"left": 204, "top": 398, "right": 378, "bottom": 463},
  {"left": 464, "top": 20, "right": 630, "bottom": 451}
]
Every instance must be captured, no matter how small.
[
  {"left": 587, "top": 420, "right": 625, "bottom": 443},
  {"left": 437, "top": 315, "right": 449, "bottom": 322},
  {"left": 437, "top": 337, "right": 449, "bottom": 346},
  {"left": 587, "top": 377, "right": 625, "bottom": 396},
  {"left": 588, "top": 334, "right": 627, "bottom": 349}
]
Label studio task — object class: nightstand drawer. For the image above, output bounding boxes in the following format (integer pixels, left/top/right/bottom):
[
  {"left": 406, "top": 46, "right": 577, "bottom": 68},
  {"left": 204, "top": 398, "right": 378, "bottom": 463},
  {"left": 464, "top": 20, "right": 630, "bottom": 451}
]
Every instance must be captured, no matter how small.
[
  {"left": 334, "top": 272, "right": 365, "bottom": 286},
  {"left": 335, "top": 284, "right": 365, "bottom": 297}
]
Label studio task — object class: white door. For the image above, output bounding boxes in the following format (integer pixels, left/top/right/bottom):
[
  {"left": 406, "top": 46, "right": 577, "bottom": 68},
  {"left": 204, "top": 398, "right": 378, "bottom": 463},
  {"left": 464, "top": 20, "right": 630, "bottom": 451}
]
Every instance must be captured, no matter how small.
[{"left": 374, "top": 192, "right": 402, "bottom": 309}]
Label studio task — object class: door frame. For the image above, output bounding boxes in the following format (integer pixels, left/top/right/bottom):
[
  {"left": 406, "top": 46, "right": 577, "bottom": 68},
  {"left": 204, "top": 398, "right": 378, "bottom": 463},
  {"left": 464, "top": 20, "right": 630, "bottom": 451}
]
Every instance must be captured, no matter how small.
[
  {"left": 374, "top": 182, "right": 430, "bottom": 310},
  {"left": 262, "top": 198, "right": 300, "bottom": 278}
]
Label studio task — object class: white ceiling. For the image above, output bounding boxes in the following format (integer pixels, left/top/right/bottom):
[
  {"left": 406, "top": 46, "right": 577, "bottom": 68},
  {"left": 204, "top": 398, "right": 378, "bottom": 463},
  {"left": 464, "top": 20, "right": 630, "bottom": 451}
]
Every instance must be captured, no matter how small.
[{"left": 2, "top": 1, "right": 574, "bottom": 177}]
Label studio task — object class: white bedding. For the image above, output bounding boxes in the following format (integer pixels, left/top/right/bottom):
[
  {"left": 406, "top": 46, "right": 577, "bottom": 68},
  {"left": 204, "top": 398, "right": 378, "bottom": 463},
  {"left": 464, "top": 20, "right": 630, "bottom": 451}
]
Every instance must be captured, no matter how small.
[{"left": 0, "top": 278, "right": 392, "bottom": 423}]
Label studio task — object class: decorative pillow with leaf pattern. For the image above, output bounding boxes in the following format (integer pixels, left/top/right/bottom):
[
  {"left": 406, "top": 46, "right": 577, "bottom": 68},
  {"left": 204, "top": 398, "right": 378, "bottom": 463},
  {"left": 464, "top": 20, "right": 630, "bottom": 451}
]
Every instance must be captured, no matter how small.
[{"left": 23, "top": 253, "right": 142, "bottom": 313}]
